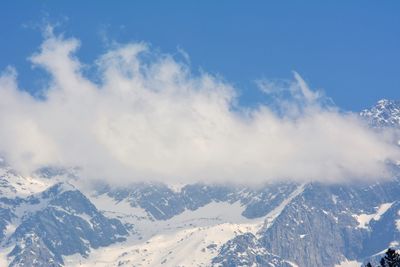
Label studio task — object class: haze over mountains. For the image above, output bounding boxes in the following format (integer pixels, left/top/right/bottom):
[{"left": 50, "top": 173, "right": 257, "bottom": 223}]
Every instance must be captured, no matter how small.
[
  {"left": 0, "top": 99, "right": 399, "bottom": 267},
  {"left": 0, "top": 31, "right": 398, "bottom": 186}
]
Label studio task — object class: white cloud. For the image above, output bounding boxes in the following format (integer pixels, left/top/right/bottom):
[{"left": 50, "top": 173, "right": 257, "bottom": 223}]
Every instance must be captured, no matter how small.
[{"left": 0, "top": 31, "right": 399, "bottom": 185}]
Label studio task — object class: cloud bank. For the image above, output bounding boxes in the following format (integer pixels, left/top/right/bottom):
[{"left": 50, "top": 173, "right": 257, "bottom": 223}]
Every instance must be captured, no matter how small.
[{"left": 0, "top": 31, "right": 398, "bottom": 185}]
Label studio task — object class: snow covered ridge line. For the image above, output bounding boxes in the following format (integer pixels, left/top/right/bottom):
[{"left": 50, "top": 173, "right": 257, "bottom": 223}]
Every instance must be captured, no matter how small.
[
  {"left": 0, "top": 167, "right": 53, "bottom": 198},
  {"left": 360, "top": 99, "right": 400, "bottom": 128},
  {"left": 0, "top": 167, "right": 311, "bottom": 267},
  {"left": 0, "top": 178, "right": 130, "bottom": 267},
  {"left": 2, "top": 163, "right": 291, "bottom": 266},
  {"left": 3, "top": 171, "right": 400, "bottom": 266}
]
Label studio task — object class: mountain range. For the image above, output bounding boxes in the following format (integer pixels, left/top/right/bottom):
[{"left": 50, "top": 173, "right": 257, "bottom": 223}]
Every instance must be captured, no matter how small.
[{"left": 1, "top": 99, "right": 400, "bottom": 267}]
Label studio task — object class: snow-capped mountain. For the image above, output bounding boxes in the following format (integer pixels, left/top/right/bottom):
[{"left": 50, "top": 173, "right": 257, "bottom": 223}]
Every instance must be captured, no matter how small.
[
  {"left": 0, "top": 99, "right": 400, "bottom": 267},
  {"left": 360, "top": 99, "right": 400, "bottom": 128}
]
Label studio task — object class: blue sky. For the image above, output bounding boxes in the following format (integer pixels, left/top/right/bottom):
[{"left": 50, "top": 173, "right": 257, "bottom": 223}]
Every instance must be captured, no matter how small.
[{"left": 1, "top": 1, "right": 400, "bottom": 111}]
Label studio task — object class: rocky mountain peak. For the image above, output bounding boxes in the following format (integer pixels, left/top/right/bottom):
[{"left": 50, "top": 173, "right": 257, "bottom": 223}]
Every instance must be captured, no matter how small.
[{"left": 360, "top": 99, "right": 400, "bottom": 128}]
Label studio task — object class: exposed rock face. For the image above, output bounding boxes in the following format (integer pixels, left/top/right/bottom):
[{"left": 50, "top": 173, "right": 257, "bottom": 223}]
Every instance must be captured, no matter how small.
[
  {"left": 209, "top": 177, "right": 400, "bottom": 267},
  {"left": 0, "top": 207, "right": 14, "bottom": 242},
  {"left": 1, "top": 183, "right": 129, "bottom": 266},
  {"left": 258, "top": 182, "right": 397, "bottom": 266},
  {"left": 212, "top": 233, "right": 293, "bottom": 267},
  {"left": 9, "top": 233, "right": 61, "bottom": 267},
  {"left": 362, "top": 200, "right": 400, "bottom": 257}
]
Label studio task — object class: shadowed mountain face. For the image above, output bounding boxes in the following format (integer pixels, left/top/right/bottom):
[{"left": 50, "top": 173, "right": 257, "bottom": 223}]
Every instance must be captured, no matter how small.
[
  {"left": 257, "top": 182, "right": 400, "bottom": 266},
  {"left": 0, "top": 99, "right": 399, "bottom": 267},
  {"left": 0, "top": 182, "right": 130, "bottom": 267}
]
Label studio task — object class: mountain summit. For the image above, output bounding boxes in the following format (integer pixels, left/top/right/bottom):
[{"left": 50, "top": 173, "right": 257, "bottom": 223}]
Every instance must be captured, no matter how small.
[{"left": 360, "top": 99, "right": 400, "bottom": 128}]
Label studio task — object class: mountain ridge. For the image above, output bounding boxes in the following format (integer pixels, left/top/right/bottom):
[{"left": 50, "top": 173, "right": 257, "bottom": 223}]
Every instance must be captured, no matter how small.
[{"left": 0, "top": 99, "right": 399, "bottom": 266}]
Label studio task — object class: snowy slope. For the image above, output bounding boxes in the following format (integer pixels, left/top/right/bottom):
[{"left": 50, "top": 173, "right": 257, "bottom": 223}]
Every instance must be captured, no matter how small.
[
  {"left": 0, "top": 166, "right": 53, "bottom": 198},
  {"left": 64, "top": 198, "right": 265, "bottom": 267},
  {"left": 0, "top": 165, "right": 305, "bottom": 267}
]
